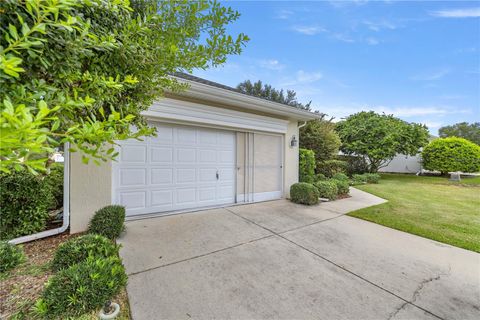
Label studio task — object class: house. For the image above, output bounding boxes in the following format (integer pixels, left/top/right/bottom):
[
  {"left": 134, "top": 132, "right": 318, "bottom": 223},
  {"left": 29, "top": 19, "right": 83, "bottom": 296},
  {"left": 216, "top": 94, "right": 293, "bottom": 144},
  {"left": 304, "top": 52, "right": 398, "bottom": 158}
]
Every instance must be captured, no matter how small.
[{"left": 68, "top": 73, "right": 321, "bottom": 233}]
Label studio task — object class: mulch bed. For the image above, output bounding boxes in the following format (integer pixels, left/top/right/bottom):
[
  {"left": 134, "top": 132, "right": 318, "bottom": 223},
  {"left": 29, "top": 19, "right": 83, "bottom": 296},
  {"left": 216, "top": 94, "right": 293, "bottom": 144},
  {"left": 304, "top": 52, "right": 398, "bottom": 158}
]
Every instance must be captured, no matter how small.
[{"left": 0, "top": 232, "right": 80, "bottom": 319}]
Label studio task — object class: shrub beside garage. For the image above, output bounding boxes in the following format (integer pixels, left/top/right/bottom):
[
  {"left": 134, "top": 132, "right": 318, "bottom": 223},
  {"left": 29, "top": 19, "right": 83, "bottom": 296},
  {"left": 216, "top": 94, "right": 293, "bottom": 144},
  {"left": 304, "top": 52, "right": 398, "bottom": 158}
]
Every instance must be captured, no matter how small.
[{"left": 0, "top": 164, "right": 64, "bottom": 240}]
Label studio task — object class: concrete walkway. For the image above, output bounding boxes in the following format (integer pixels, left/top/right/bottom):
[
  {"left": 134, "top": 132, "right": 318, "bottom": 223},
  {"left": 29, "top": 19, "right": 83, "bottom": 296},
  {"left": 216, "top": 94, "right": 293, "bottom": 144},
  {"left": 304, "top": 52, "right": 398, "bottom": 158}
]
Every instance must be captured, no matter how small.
[{"left": 118, "top": 188, "right": 480, "bottom": 320}]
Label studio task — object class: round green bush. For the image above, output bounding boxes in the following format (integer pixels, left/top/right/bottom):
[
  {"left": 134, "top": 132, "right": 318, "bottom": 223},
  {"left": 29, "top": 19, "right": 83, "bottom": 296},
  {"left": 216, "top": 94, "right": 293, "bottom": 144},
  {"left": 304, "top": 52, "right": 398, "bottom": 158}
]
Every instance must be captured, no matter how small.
[
  {"left": 422, "top": 137, "right": 480, "bottom": 174},
  {"left": 332, "top": 172, "right": 349, "bottom": 181},
  {"left": 0, "top": 171, "right": 56, "bottom": 240},
  {"left": 313, "top": 180, "right": 338, "bottom": 200},
  {"left": 36, "top": 256, "right": 127, "bottom": 318},
  {"left": 51, "top": 234, "right": 119, "bottom": 271},
  {"left": 0, "top": 241, "right": 25, "bottom": 273},
  {"left": 290, "top": 182, "right": 319, "bottom": 205},
  {"left": 332, "top": 179, "right": 349, "bottom": 195},
  {"left": 88, "top": 205, "right": 126, "bottom": 239}
]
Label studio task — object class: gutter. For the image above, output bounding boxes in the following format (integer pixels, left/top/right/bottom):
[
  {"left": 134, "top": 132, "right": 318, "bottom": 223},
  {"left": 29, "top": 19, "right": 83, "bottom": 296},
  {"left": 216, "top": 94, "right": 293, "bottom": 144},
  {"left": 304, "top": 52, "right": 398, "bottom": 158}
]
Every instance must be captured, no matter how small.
[{"left": 9, "top": 143, "right": 70, "bottom": 245}]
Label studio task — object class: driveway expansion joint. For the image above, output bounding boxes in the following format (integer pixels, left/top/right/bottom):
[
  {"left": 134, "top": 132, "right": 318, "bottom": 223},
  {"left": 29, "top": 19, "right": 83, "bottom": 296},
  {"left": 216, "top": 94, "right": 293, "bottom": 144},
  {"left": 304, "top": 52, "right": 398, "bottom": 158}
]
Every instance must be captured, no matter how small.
[
  {"left": 127, "top": 234, "right": 275, "bottom": 277},
  {"left": 224, "top": 207, "right": 445, "bottom": 320}
]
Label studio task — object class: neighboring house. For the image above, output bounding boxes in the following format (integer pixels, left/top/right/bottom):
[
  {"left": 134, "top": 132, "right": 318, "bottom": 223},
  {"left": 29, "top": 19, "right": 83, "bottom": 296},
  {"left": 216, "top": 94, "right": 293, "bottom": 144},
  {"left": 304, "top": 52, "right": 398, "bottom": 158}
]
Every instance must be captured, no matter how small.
[
  {"left": 69, "top": 73, "right": 321, "bottom": 233},
  {"left": 378, "top": 154, "right": 422, "bottom": 174}
]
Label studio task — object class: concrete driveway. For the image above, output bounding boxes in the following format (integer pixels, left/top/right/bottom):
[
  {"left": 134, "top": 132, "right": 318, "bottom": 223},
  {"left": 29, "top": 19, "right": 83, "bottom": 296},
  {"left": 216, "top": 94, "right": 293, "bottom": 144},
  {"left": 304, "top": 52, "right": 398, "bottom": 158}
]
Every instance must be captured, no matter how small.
[{"left": 118, "top": 188, "right": 480, "bottom": 320}]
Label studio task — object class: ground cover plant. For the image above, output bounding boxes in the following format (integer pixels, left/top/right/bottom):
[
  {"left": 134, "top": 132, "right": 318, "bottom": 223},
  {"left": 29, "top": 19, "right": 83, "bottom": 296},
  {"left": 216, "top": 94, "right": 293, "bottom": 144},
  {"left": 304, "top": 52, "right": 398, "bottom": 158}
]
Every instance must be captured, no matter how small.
[{"left": 349, "top": 174, "right": 480, "bottom": 252}]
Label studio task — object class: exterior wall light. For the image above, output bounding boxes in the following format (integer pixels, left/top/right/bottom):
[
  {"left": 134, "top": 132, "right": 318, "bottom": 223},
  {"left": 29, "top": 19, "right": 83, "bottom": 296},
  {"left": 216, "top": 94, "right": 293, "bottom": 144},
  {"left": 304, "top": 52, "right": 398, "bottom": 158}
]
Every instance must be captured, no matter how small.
[{"left": 290, "top": 135, "right": 297, "bottom": 147}]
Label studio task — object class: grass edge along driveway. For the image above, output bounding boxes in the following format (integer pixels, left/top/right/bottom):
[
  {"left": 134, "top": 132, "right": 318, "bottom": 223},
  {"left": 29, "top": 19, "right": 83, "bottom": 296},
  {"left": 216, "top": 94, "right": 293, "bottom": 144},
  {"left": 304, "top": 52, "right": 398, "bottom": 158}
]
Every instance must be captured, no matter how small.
[{"left": 348, "top": 174, "right": 480, "bottom": 253}]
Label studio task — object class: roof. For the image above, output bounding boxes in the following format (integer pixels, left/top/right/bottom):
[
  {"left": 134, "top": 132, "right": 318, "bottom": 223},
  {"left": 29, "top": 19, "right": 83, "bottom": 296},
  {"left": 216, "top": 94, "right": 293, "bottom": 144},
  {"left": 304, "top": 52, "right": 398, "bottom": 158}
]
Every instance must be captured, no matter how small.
[{"left": 172, "top": 72, "right": 322, "bottom": 121}]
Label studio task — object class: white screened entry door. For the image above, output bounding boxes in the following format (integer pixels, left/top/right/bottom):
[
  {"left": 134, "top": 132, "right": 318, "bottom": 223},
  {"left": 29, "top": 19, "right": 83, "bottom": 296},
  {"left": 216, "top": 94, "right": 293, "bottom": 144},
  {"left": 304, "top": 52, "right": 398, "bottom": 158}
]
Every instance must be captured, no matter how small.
[{"left": 112, "top": 122, "right": 236, "bottom": 217}]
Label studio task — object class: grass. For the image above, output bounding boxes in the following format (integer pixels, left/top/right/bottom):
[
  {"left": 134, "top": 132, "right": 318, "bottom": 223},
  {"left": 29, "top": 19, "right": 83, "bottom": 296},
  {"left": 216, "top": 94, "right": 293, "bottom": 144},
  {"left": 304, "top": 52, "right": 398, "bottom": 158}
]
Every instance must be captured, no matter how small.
[
  {"left": 0, "top": 233, "right": 130, "bottom": 320},
  {"left": 349, "top": 173, "right": 480, "bottom": 253}
]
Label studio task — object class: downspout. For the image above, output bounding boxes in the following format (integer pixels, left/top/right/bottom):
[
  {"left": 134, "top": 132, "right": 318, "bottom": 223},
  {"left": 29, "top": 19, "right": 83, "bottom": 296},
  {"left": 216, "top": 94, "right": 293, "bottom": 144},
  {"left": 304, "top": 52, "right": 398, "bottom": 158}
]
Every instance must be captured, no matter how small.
[
  {"left": 298, "top": 121, "right": 307, "bottom": 129},
  {"left": 9, "top": 143, "right": 71, "bottom": 245}
]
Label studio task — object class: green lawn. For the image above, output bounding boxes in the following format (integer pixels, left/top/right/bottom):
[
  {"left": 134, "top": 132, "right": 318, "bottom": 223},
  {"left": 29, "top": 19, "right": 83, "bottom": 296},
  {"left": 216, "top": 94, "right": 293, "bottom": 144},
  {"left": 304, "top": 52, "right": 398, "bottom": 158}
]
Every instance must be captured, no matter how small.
[{"left": 349, "top": 174, "right": 480, "bottom": 253}]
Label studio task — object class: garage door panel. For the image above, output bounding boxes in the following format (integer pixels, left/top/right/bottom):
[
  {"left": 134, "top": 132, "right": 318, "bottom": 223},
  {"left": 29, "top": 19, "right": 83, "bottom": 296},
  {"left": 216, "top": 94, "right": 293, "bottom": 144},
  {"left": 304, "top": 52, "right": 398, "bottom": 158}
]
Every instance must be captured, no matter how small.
[
  {"left": 218, "top": 185, "right": 235, "bottom": 200},
  {"left": 198, "top": 149, "right": 217, "bottom": 163},
  {"left": 218, "top": 168, "right": 235, "bottom": 182},
  {"left": 176, "top": 128, "right": 196, "bottom": 144},
  {"left": 120, "top": 145, "right": 147, "bottom": 163},
  {"left": 150, "top": 125, "right": 173, "bottom": 143},
  {"left": 199, "top": 168, "right": 217, "bottom": 182},
  {"left": 151, "top": 168, "right": 173, "bottom": 185},
  {"left": 119, "top": 191, "right": 146, "bottom": 209},
  {"left": 176, "top": 188, "right": 196, "bottom": 204},
  {"left": 198, "top": 130, "right": 217, "bottom": 145},
  {"left": 151, "top": 147, "right": 173, "bottom": 163},
  {"left": 198, "top": 187, "right": 216, "bottom": 202},
  {"left": 177, "top": 148, "right": 196, "bottom": 163},
  {"left": 151, "top": 190, "right": 173, "bottom": 206},
  {"left": 120, "top": 168, "right": 146, "bottom": 187},
  {"left": 219, "top": 150, "right": 235, "bottom": 163},
  {"left": 176, "top": 168, "right": 196, "bottom": 183},
  {"left": 218, "top": 132, "right": 235, "bottom": 146}
]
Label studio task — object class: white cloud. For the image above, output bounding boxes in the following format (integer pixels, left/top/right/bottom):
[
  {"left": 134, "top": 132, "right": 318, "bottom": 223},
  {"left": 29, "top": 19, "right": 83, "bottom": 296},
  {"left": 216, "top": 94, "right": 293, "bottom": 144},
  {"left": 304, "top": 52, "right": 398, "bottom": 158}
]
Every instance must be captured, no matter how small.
[
  {"left": 276, "top": 9, "right": 294, "bottom": 20},
  {"left": 430, "top": 8, "right": 480, "bottom": 18},
  {"left": 292, "top": 25, "right": 327, "bottom": 35},
  {"left": 362, "top": 20, "right": 397, "bottom": 31},
  {"left": 365, "top": 37, "right": 380, "bottom": 45},
  {"left": 280, "top": 70, "right": 323, "bottom": 87},
  {"left": 422, "top": 121, "right": 443, "bottom": 129},
  {"left": 258, "top": 59, "right": 285, "bottom": 71},
  {"left": 411, "top": 68, "right": 451, "bottom": 81},
  {"left": 331, "top": 33, "right": 355, "bottom": 43},
  {"left": 296, "top": 70, "right": 323, "bottom": 83}
]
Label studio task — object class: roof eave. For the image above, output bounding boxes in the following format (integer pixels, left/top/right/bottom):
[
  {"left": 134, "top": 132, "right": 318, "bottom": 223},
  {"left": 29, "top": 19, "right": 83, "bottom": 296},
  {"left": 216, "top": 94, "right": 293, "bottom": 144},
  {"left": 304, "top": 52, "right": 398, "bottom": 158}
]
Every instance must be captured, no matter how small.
[{"left": 171, "top": 76, "right": 322, "bottom": 121}]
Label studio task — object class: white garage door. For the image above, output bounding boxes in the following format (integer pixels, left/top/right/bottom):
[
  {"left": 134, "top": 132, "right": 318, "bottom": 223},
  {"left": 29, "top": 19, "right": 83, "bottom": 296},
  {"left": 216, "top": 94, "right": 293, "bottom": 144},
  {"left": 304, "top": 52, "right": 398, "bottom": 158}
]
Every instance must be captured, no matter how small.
[{"left": 112, "top": 123, "right": 236, "bottom": 217}]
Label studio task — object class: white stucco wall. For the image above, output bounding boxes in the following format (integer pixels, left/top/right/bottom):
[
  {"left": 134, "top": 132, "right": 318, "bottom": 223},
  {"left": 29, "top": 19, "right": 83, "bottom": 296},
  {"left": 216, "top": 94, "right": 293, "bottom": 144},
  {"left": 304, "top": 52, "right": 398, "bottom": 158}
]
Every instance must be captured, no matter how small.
[
  {"left": 284, "top": 121, "right": 299, "bottom": 198},
  {"left": 69, "top": 151, "right": 112, "bottom": 233}
]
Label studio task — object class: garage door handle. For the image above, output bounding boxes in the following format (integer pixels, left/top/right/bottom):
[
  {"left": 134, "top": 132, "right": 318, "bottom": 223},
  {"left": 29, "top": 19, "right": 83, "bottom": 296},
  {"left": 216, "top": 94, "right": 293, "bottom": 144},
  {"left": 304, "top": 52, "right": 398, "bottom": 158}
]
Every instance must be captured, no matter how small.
[{"left": 216, "top": 170, "right": 219, "bottom": 180}]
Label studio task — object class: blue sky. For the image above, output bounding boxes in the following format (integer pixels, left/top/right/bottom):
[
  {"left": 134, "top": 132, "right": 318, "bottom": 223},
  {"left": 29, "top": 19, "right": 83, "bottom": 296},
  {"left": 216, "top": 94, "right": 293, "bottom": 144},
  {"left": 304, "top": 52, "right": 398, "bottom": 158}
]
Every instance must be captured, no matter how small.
[{"left": 194, "top": 1, "right": 480, "bottom": 134}]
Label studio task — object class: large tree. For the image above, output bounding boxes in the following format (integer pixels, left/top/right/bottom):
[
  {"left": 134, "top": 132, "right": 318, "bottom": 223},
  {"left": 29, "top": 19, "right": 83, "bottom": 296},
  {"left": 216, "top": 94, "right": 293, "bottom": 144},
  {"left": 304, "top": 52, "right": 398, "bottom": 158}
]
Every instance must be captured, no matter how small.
[
  {"left": 0, "top": 0, "right": 248, "bottom": 173},
  {"left": 236, "top": 80, "right": 312, "bottom": 110},
  {"left": 439, "top": 122, "right": 480, "bottom": 145},
  {"left": 299, "top": 119, "right": 341, "bottom": 162},
  {"left": 336, "top": 111, "right": 429, "bottom": 172}
]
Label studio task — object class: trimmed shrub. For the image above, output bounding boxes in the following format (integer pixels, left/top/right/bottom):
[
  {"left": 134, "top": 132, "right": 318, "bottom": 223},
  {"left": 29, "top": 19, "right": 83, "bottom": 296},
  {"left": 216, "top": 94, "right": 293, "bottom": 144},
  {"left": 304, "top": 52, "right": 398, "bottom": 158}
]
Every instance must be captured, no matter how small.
[
  {"left": 290, "top": 182, "right": 319, "bottom": 205},
  {"left": 351, "top": 174, "right": 368, "bottom": 185},
  {"left": 315, "top": 173, "right": 327, "bottom": 181},
  {"left": 0, "top": 241, "right": 25, "bottom": 273},
  {"left": 422, "top": 137, "right": 480, "bottom": 174},
  {"left": 333, "top": 179, "right": 349, "bottom": 196},
  {"left": 364, "top": 173, "right": 381, "bottom": 184},
  {"left": 332, "top": 173, "right": 349, "bottom": 182},
  {"left": 36, "top": 256, "right": 127, "bottom": 318},
  {"left": 299, "top": 148, "right": 316, "bottom": 183},
  {"left": 316, "top": 159, "right": 348, "bottom": 178},
  {"left": 51, "top": 234, "right": 119, "bottom": 271},
  {"left": 313, "top": 180, "right": 338, "bottom": 200},
  {"left": 88, "top": 205, "right": 126, "bottom": 240},
  {"left": 0, "top": 171, "right": 56, "bottom": 240}
]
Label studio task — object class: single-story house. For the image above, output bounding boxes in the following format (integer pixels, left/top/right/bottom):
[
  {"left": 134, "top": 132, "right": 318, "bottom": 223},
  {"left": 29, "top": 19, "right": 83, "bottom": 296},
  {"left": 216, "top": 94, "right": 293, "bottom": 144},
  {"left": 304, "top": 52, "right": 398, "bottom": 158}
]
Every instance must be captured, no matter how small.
[{"left": 69, "top": 73, "right": 321, "bottom": 233}]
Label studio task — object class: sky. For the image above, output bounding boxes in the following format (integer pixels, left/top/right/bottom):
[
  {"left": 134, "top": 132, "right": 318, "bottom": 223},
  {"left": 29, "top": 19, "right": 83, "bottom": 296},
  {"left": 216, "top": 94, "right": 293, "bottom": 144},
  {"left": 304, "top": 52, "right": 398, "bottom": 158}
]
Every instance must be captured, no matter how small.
[{"left": 193, "top": 0, "right": 480, "bottom": 134}]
